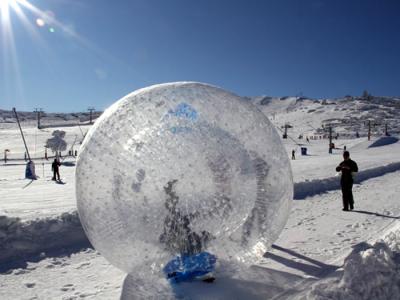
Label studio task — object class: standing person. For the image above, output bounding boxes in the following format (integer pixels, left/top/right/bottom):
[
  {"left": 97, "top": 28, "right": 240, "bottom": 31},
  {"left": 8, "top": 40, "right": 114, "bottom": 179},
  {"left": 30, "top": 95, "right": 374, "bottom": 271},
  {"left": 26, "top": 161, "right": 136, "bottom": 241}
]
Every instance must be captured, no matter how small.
[
  {"left": 336, "top": 151, "right": 358, "bottom": 211},
  {"left": 291, "top": 149, "right": 296, "bottom": 160},
  {"left": 52, "top": 159, "right": 61, "bottom": 181},
  {"left": 4, "top": 149, "right": 9, "bottom": 163}
]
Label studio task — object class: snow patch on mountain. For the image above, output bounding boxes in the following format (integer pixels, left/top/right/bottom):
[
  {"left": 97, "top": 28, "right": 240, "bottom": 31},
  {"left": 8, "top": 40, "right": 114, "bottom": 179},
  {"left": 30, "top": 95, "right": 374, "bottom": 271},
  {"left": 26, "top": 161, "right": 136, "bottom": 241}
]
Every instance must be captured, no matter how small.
[{"left": 249, "top": 95, "right": 400, "bottom": 139}]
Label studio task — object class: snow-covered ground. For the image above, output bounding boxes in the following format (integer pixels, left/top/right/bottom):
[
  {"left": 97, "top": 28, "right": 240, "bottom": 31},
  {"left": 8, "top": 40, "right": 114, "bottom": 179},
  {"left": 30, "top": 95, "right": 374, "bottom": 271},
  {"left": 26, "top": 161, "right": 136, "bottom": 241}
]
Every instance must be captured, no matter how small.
[
  {"left": 1, "top": 114, "right": 399, "bottom": 299},
  {"left": 0, "top": 169, "right": 399, "bottom": 299}
]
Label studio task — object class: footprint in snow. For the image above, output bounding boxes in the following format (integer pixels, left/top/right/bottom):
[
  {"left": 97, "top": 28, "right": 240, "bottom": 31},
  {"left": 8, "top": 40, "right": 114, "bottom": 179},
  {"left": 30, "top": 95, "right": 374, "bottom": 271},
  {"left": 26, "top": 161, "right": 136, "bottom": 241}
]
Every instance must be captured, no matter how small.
[
  {"left": 61, "top": 283, "right": 75, "bottom": 292},
  {"left": 76, "top": 262, "right": 91, "bottom": 269},
  {"left": 24, "top": 282, "right": 36, "bottom": 288}
]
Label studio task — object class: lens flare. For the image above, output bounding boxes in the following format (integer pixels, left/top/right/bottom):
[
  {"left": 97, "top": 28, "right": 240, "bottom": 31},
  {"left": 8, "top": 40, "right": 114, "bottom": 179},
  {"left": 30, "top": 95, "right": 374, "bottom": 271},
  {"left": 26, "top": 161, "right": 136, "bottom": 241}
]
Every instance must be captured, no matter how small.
[{"left": 35, "top": 17, "right": 44, "bottom": 27}]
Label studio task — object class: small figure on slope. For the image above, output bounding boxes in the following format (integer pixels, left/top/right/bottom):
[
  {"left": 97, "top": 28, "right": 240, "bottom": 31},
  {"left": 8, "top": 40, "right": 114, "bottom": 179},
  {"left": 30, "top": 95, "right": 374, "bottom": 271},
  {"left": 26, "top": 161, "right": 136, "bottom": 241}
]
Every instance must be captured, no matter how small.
[
  {"left": 291, "top": 149, "right": 296, "bottom": 160},
  {"left": 336, "top": 151, "right": 358, "bottom": 211},
  {"left": 52, "top": 158, "right": 61, "bottom": 182}
]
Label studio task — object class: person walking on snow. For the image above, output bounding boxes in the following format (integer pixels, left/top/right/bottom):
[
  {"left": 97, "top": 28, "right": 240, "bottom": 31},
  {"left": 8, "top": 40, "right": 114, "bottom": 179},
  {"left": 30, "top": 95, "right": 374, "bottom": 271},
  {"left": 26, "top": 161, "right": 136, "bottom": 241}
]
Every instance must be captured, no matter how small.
[
  {"left": 52, "top": 159, "right": 61, "bottom": 181},
  {"left": 291, "top": 149, "right": 296, "bottom": 160},
  {"left": 336, "top": 151, "right": 358, "bottom": 211}
]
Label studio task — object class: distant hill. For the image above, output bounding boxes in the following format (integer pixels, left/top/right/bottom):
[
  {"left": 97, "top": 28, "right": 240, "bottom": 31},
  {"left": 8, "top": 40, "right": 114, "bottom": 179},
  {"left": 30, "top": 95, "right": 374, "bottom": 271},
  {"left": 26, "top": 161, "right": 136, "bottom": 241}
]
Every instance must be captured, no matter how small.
[
  {"left": 0, "top": 109, "right": 102, "bottom": 127},
  {"left": 1, "top": 95, "right": 399, "bottom": 138},
  {"left": 247, "top": 95, "right": 400, "bottom": 139}
]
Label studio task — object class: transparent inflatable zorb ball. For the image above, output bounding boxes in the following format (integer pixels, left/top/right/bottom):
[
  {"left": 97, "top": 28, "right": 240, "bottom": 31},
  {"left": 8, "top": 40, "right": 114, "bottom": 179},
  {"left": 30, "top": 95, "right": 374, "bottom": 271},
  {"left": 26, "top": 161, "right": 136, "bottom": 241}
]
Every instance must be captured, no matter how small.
[{"left": 76, "top": 82, "right": 293, "bottom": 276}]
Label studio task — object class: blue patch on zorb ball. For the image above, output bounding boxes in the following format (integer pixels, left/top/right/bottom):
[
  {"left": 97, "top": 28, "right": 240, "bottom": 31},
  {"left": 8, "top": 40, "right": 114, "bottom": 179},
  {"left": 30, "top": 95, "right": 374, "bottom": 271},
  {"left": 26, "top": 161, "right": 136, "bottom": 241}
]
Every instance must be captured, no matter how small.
[
  {"left": 168, "top": 102, "right": 198, "bottom": 121},
  {"left": 170, "top": 126, "right": 192, "bottom": 134},
  {"left": 163, "top": 252, "right": 217, "bottom": 283},
  {"left": 167, "top": 102, "right": 198, "bottom": 134}
]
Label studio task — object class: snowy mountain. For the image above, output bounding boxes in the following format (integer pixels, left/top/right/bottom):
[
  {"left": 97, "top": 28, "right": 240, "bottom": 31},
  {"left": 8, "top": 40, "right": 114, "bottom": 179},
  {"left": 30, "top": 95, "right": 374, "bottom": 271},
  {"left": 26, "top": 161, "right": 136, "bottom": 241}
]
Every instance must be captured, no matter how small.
[
  {"left": 2, "top": 94, "right": 399, "bottom": 139},
  {"left": 0, "top": 109, "right": 102, "bottom": 128},
  {"left": 248, "top": 95, "right": 400, "bottom": 139}
]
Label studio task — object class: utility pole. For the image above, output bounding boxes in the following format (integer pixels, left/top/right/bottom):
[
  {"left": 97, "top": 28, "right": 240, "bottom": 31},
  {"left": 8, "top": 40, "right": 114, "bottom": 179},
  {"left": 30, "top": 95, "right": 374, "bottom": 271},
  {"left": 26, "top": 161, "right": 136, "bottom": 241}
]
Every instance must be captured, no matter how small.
[
  {"left": 368, "top": 120, "right": 371, "bottom": 141},
  {"left": 34, "top": 108, "right": 43, "bottom": 129},
  {"left": 88, "top": 107, "right": 95, "bottom": 124}
]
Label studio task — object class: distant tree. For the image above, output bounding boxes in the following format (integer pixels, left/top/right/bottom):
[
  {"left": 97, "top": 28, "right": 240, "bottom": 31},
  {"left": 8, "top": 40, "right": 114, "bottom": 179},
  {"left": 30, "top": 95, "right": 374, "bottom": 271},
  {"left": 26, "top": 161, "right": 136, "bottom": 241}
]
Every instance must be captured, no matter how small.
[
  {"left": 45, "top": 130, "right": 67, "bottom": 158},
  {"left": 362, "top": 90, "right": 372, "bottom": 100}
]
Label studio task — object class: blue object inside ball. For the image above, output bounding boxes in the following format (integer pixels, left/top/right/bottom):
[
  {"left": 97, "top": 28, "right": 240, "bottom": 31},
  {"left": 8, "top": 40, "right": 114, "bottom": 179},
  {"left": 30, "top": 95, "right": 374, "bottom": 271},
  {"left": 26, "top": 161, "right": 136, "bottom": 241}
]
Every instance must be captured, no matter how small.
[{"left": 163, "top": 252, "right": 217, "bottom": 283}]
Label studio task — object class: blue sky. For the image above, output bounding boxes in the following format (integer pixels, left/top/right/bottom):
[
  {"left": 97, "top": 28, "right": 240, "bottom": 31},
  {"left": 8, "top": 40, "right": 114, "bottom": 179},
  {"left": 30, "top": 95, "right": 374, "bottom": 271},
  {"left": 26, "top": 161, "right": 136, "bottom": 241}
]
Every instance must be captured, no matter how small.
[{"left": 1, "top": 0, "right": 400, "bottom": 112}]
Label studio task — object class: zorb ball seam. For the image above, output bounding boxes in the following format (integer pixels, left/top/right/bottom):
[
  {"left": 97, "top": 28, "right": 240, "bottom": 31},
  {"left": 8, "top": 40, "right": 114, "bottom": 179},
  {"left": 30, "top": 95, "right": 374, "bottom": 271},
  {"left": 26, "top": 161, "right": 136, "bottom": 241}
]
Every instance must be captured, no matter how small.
[{"left": 76, "top": 82, "right": 293, "bottom": 276}]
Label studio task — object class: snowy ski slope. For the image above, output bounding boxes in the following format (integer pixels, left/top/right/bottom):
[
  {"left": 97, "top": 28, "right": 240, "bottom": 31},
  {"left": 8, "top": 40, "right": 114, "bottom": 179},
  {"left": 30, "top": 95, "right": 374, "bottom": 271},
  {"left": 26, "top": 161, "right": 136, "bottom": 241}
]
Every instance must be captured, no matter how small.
[{"left": 0, "top": 100, "right": 399, "bottom": 299}]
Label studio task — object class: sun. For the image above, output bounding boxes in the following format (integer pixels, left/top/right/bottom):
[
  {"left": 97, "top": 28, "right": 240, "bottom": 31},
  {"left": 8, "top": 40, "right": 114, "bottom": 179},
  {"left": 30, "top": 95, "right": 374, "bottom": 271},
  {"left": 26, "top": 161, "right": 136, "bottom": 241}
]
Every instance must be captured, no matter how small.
[
  {"left": 1, "top": 0, "right": 23, "bottom": 26},
  {"left": 0, "top": 0, "right": 10, "bottom": 14},
  {"left": 0, "top": 0, "right": 19, "bottom": 12},
  {"left": 0, "top": 0, "right": 12, "bottom": 7}
]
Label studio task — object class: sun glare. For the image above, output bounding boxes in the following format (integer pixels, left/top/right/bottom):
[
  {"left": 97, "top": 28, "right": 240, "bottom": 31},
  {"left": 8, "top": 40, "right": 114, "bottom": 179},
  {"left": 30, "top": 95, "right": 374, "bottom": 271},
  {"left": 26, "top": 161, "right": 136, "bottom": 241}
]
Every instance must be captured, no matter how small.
[
  {"left": 1, "top": 0, "right": 21, "bottom": 27},
  {"left": 1, "top": 0, "right": 115, "bottom": 107},
  {"left": 0, "top": 0, "right": 10, "bottom": 16},
  {"left": 1, "top": 0, "right": 18, "bottom": 11}
]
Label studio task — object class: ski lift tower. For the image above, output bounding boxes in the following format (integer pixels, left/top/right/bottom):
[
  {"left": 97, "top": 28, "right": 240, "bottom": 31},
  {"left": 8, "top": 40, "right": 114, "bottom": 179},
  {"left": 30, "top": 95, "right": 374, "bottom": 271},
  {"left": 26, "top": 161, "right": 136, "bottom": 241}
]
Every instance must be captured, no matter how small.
[
  {"left": 322, "top": 119, "right": 340, "bottom": 154},
  {"left": 365, "top": 118, "right": 381, "bottom": 141},
  {"left": 34, "top": 108, "right": 43, "bottom": 129},
  {"left": 281, "top": 123, "right": 293, "bottom": 139},
  {"left": 88, "top": 107, "right": 95, "bottom": 124},
  {"left": 385, "top": 123, "right": 389, "bottom": 136}
]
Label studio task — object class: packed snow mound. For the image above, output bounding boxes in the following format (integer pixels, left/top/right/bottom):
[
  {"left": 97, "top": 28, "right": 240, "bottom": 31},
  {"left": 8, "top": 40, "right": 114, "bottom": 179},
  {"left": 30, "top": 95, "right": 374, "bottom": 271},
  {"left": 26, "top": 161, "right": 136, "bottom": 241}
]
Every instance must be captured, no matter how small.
[
  {"left": 369, "top": 137, "right": 399, "bottom": 148},
  {"left": 308, "top": 223, "right": 400, "bottom": 300},
  {"left": 76, "top": 82, "right": 293, "bottom": 277},
  {"left": 294, "top": 162, "right": 400, "bottom": 199},
  {"left": 0, "top": 212, "right": 89, "bottom": 265}
]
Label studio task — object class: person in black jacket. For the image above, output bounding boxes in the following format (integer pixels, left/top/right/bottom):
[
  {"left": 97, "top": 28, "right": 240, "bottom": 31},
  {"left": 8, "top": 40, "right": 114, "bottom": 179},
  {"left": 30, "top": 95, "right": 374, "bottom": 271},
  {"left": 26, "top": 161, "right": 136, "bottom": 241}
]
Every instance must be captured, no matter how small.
[
  {"left": 336, "top": 151, "right": 358, "bottom": 211},
  {"left": 52, "top": 159, "right": 61, "bottom": 181}
]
